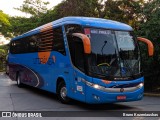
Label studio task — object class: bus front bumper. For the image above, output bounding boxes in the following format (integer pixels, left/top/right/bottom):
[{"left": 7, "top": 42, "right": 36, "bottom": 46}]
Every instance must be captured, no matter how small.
[{"left": 85, "top": 83, "right": 144, "bottom": 104}]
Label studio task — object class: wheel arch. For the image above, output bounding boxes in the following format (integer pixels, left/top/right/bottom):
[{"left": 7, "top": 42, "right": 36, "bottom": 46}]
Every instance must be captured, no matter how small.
[{"left": 16, "top": 71, "right": 20, "bottom": 81}]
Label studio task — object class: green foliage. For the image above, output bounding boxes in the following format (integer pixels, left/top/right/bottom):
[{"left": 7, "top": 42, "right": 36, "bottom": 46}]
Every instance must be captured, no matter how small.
[
  {"left": 15, "top": 0, "right": 50, "bottom": 17},
  {"left": 139, "top": 0, "right": 160, "bottom": 40},
  {"left": 0, "top": 44, "right": 9, "bottom": 71},
  {"left": 0, "top": 10, "right": 10, "bottom": 26},
  {"left": 2, "top": 0, "right": 50, "bottom": 37},
  {"left": 0, "top": 10, "right": 11, "bottom": 37},
  {"left": 137, "top": 0, "right": 160, "bottom": 92},
  {"left": 0, "top": 44, "right": 9, "bottom": 56},
  {"left": 103, "top": 0, "right": 144, "bottom": 30},
  {"left": 50, "top": 0, "right": 103, "bottom": 19},
  {"left": 9, "top": 16, "right": 38, "bottom": 36}
]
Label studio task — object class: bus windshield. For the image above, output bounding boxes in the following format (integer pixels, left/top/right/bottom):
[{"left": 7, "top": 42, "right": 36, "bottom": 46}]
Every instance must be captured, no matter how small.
[{"left": 86, "top": 28, "right": 141, "bottom": 80}]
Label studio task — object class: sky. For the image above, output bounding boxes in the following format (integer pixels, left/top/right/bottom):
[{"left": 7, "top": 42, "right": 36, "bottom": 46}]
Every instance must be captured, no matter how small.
[
  {"left": 0, "top": 0, "right": 63, "bottom": 43},
  {"left": 0, "top": 0, "right": 63, "bottom": 17}
]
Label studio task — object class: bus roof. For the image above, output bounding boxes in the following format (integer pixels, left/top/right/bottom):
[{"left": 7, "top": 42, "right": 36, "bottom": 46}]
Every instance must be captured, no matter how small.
[{"left": 12, "top": 16, "right": 133, "bottom": 40}]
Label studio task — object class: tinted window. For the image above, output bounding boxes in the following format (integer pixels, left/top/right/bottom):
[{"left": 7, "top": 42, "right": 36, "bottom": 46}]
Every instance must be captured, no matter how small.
[
  {"left": 10, "top": 41, "right": 21, "bottom": 54},
  {"left": 53, "top": 27, "right": 66, "bottom": 55},
  {"left": 10, "top": 26, "right": 66, "bottom": 55},
  {"left": 65, "top": 24, "right": 83, "bottom": 34},
  {"left": 67, "top": 36, "right": 85, "bottom": 72},
  {"left": 10, "top": 34, "right": 39, "bottom": 54},
  {"left": 28, "top": 35, "right": 39, "bottom": 52}
]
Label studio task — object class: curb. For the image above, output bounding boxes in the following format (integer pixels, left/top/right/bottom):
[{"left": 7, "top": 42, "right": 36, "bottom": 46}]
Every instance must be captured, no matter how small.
[{"left": 144, "top": 93, "right": 160, "bottom": 97}]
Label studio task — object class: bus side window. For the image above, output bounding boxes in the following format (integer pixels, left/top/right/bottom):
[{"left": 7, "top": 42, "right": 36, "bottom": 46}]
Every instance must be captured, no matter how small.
[
  {"left": 21, "top": 38, "right": 28, "bottom": 53},
  {"left": 67, "top": 36, "right": 85, "bottom": 72},
  {"left": 29, "top": 35, "right": 39, "bottom": 52},
  {"left": 10, "top": 40, "right": 21, "bottom": 54},
  {"left": 65, "top": 24, "right": 83, "bottom": 34},
  {"left": 10, "top": 41, "right": 16, "bottom": 54},
  {"left": 10, "top": 34, "right": 39, "bottom": 54},
  {"left": 12, "top": 40, "right": 22, "bottom": 54},
  {"left": 53, "top": 27, "right": 66, "bottom": 55}
]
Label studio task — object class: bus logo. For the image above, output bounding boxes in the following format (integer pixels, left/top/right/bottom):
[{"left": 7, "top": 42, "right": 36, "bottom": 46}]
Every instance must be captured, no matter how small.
[{"left": 120, "top": 88, "right": 124, "bottom": 92}]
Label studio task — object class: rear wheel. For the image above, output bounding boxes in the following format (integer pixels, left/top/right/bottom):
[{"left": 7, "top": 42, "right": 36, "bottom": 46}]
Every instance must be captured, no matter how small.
[
  {"left": 57, "top": 81, "right": 70, "bottom": 104},
  {"left": 16, "top": 73, "right": 23, "bottom": 88}
]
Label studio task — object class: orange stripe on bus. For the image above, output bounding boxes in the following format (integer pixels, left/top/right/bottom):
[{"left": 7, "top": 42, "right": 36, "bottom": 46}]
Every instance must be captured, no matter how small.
[
  {"left": 41, "top": 28, "right": 52, "bottom": 32},
  {"left": 41, "top": 29, "right": 53, "bottom": 34},
  {"left": 40, "top": 22, "right": 53, "bottom": 32},
  {"left": 102, "top": 80, "right": 112, "bottom": 84},
  {"left": 38, "top": 23, "right": 53, "bottom": 64},
  {"left": 41, "top": 33, "right": 53, "bottom": 37},
  {"left": 38, "top": 52, "right": 51, "bottom": 64},
  {"left": 40, "top": 40, "right": 53, "bottom": 43},
  {"left": 41, "top": 36, "right": 53, "bottom": 40}
]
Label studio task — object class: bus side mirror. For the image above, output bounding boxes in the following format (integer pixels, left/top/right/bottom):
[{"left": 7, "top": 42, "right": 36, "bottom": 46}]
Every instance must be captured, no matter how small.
[
  {"left": 137, "top": 37, "right": 154, "bottom": 56},
  {"left": 72, "top": 33, "right": 91, "bottom": 54}
]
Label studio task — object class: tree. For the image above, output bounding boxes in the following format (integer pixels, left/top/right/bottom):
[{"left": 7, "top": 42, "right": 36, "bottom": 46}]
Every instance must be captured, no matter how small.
[
  {"left": 0, "top": 11, "right": 10, "bottom": 71},
  {"left": 15, "top": 0, "right": 50, "bottom": 17},
  {"left": 9, "top": 16, "right": 39, "bottom": 36},
  {"left": 138, "top": 0, "right": 160, "bottom": 92},
  {"left": 6, "top": 0, "right": 50, "bottom": 36},
  {"left": 103, "top": 0, "right": 145, "bottom": 30},
  {"left": 0, "top": 10, "right": 11, "bottom": 37},
  {"left": 139, "top": 0, "right": 160, "bottom": 40},
  {"left": 0, "top": 0, "right": 103, "bottom": 37},
  {"left": 0, "top": 44, "right": 8, "bottom": 71},
  {"left": 51, "top": 0, "right": 103, "bottom": 19},
  {"left": 0, "top": 10, "right": 10, "bottom": 26}
]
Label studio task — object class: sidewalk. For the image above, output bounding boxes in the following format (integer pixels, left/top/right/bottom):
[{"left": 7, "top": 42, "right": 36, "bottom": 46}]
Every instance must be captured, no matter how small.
[{"left": 144, "top": 93, "right": 160, "bottom": 97}]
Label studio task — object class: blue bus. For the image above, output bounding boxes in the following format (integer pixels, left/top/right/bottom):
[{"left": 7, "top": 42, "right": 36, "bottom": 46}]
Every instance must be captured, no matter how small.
[{"left": 8, "top": 17, "right": 154, "bottom": 104}]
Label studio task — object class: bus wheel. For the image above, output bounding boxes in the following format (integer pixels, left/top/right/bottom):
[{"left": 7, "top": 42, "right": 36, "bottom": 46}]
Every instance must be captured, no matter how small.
[
  {"left": 16, "top": 73, "right": 23, "bottom": 88},
  {"left": 57, "top": 81, "right": 70, "bottom": 104}
]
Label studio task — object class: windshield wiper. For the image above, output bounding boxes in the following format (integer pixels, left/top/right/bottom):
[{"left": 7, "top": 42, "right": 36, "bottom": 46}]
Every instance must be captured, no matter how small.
[{"left": 101, "top": 41, "right": 107, "bottom": 55}]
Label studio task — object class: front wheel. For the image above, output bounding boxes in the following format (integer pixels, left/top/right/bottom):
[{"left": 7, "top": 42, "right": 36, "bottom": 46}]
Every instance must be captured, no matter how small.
[{"left": 57, "top": 81, "right": 70, "bottom": 104}]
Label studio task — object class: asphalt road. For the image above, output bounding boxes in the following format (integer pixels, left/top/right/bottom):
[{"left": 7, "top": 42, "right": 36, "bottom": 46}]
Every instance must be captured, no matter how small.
[{"left": 0, "top": 72, "right": 160, "bottom": 120}]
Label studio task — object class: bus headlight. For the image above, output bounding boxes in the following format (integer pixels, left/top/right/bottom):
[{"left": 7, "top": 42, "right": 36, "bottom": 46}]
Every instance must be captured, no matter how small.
[
  {"left": 138, "top": 83, "right": 144, "bottom": 88},
  {"left": 93, "top": 84, "right": 100, "bottom": 89},
  {"left": 83, "top": 79, "right": 104, "bottom": 90},
  {"left": 93, "top": 84, "right": 105, "bottom": 91}
]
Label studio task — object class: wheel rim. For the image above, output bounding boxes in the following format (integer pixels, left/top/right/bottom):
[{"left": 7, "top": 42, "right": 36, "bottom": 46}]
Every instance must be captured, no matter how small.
[
  {"left": 17, "top": 77, "right": 20, "bottom": 85},
  {"left": 60, "top": 86, "right": 67, "bottom": 100}
]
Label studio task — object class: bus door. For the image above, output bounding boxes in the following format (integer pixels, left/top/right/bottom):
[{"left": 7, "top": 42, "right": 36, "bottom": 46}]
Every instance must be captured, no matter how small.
[{"left": 67, "top": 35, "right": 86, "bottom": 102}]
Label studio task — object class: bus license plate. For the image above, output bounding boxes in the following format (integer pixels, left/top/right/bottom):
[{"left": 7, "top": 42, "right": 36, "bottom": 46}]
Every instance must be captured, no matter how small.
[{"left": 117, "top": 96, "right": 126, "bottom": 100}]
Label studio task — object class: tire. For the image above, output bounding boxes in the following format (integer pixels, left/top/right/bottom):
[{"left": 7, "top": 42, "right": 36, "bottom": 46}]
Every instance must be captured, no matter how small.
[
  {"left": 16, "top": 73, "right": 23, "bottom": 88},
  {"left": 57, "top": 81, "right": 70, "bottom": 104}
]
